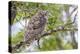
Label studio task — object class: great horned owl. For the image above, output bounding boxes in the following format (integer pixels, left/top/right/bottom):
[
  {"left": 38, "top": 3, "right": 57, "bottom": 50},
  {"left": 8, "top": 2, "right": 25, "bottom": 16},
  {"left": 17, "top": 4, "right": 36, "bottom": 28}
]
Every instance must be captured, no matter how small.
[{"left": 25, "top": 10, "right": 48, "bottom": 46}]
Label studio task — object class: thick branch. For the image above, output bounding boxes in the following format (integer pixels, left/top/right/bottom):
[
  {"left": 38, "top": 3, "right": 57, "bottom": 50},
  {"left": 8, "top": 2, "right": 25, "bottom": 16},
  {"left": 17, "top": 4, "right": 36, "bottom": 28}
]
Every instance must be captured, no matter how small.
[{"left": 41, "top": 28, "right": 78, "bottom": 37}]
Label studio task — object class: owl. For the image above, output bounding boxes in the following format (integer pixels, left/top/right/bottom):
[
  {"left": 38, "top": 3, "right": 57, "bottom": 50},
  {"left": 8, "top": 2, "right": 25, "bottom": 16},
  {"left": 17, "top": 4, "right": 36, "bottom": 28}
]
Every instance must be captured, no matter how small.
[{"left": 25, "top": 10, "right": 48, "bottom": 46}]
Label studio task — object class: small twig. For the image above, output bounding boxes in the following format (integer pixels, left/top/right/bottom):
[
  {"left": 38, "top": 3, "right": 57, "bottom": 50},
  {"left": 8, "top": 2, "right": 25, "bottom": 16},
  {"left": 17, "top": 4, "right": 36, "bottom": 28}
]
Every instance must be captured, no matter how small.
[
  {"left": 64, "top": 12, "right": 77, "bottom": 27},
  {"left": 70, "top": 7, "right": 78, "bottom": 17},
  {"left": 37, "top": 39, "right": 40, "bottom": 49}
]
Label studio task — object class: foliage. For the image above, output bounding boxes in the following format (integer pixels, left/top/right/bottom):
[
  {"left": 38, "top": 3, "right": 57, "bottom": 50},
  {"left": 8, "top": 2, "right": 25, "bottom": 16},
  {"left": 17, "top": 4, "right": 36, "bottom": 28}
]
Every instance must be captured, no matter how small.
[{"left": 11, "top": 31, "right": 24, "bottom": 45}]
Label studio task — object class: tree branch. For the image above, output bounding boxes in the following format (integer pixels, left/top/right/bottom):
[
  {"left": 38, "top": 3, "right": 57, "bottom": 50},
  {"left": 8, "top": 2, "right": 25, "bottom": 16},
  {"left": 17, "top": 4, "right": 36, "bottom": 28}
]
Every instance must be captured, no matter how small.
[
  {"left": 70, "top": 7, "right": 78, "bottom": 17},
  {"left": 41, "top": 28, "right": 78, "bottom": 37}
]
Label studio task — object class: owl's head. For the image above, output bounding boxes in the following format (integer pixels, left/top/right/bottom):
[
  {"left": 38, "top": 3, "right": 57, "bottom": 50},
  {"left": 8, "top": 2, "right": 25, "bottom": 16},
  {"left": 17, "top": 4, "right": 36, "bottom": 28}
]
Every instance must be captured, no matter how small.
[{"left": 38, "top": 10, "right": 48, "bottom": 17}]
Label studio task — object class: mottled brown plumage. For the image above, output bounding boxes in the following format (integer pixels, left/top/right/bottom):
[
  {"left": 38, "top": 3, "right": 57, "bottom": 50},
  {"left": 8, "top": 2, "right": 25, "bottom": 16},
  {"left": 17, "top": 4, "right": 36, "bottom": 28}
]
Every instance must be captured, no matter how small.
[{"left": 25, "top": 10, "right": 48, "bottom": 46}]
